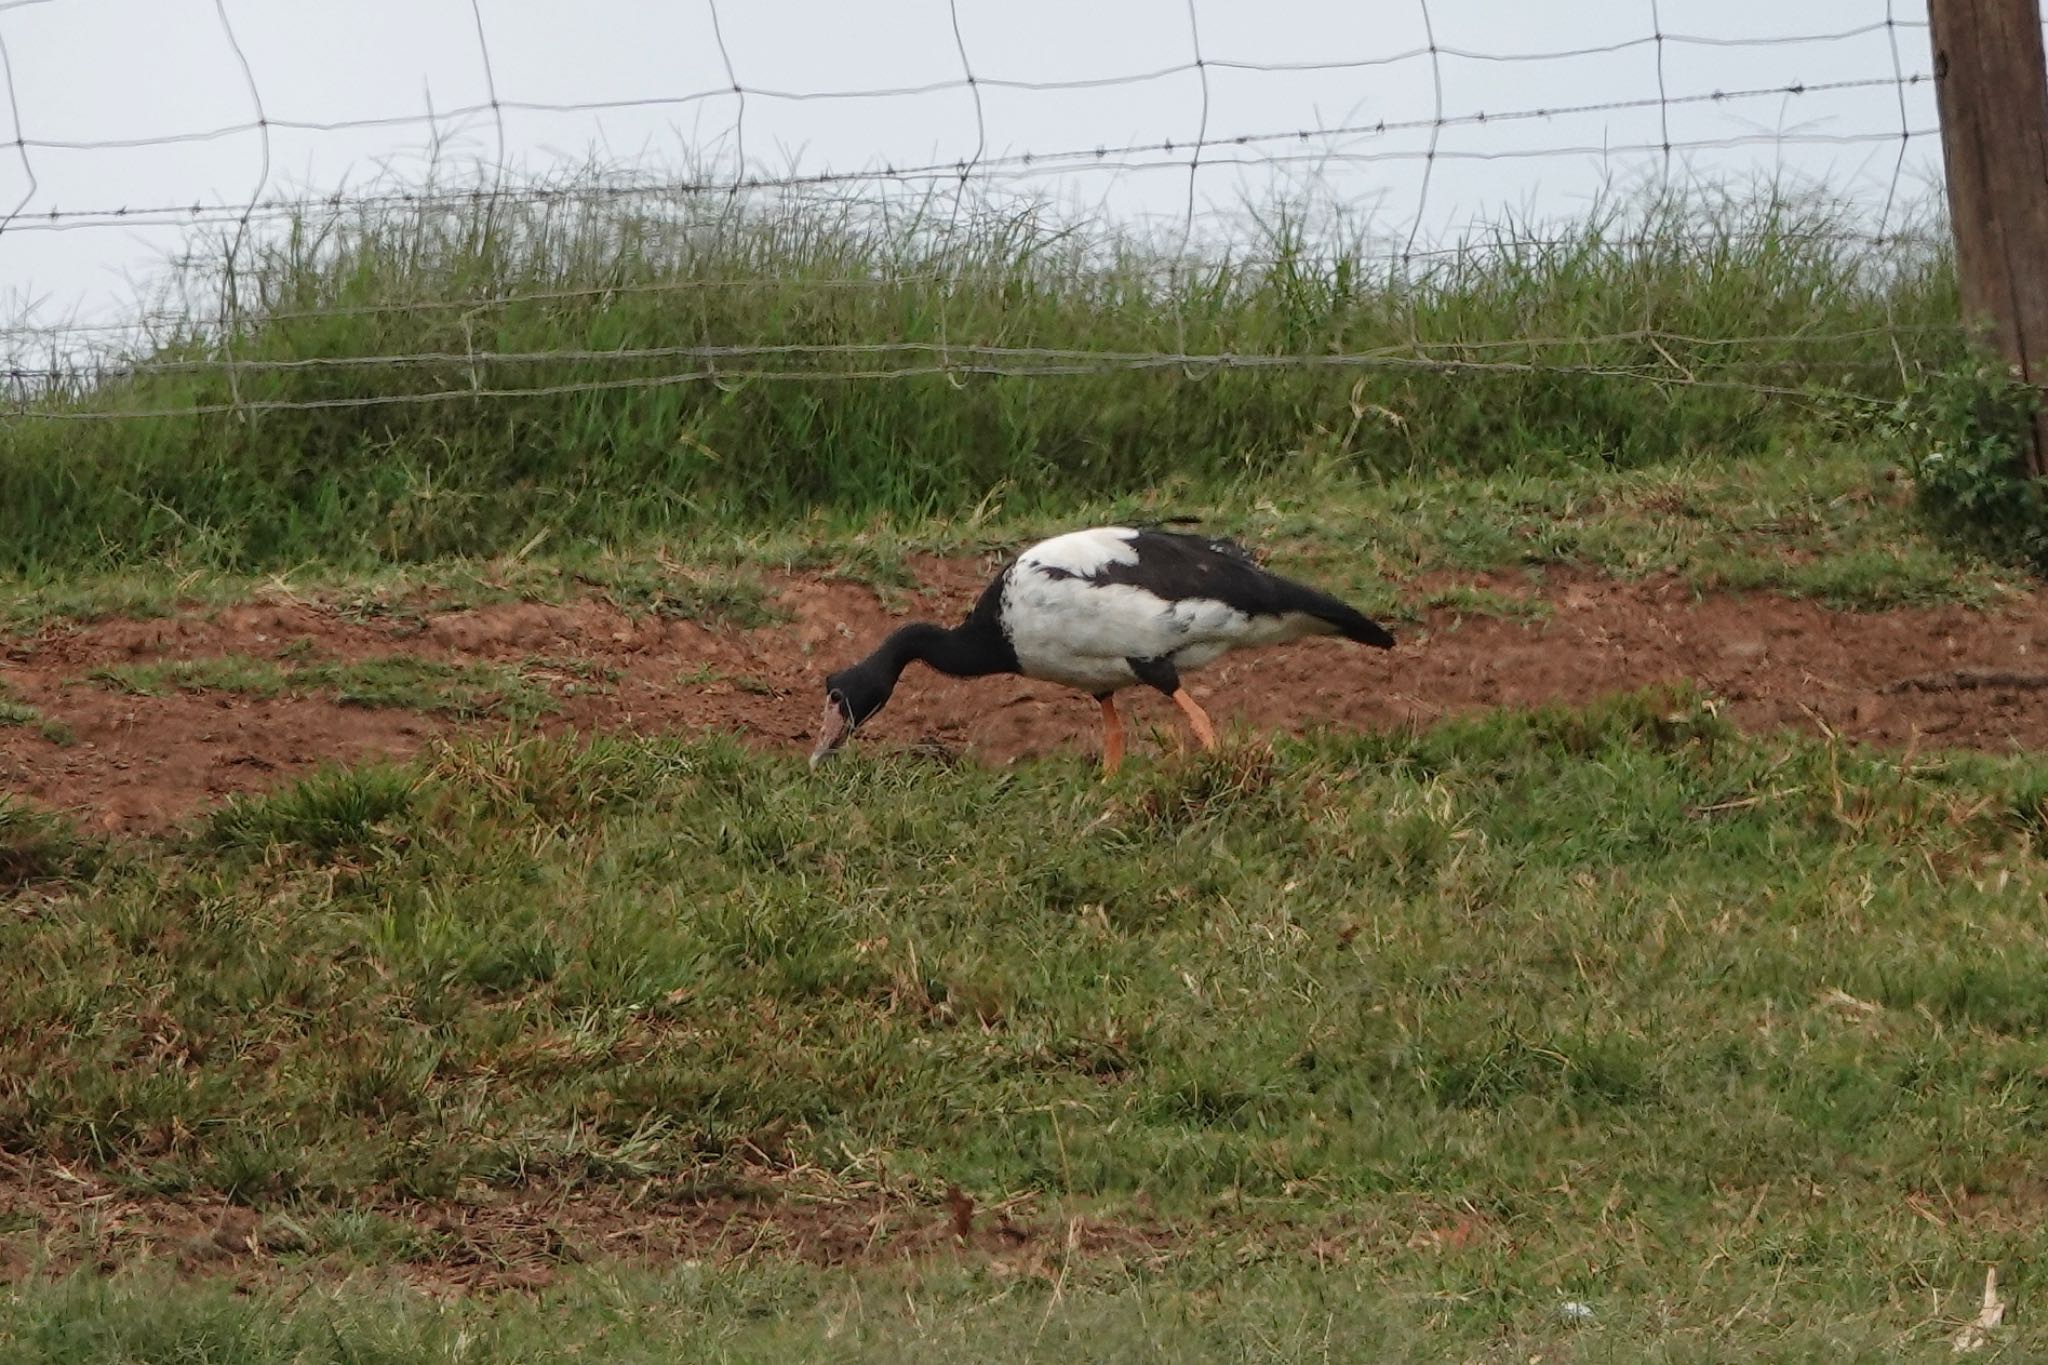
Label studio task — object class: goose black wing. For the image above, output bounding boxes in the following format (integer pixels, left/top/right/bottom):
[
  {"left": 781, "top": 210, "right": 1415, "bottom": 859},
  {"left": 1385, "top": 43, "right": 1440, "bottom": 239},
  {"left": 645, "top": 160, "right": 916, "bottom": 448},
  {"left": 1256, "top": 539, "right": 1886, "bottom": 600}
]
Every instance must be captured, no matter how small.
[{"left": 1093, "top": 530, "right": 1393, "bottom": 647}]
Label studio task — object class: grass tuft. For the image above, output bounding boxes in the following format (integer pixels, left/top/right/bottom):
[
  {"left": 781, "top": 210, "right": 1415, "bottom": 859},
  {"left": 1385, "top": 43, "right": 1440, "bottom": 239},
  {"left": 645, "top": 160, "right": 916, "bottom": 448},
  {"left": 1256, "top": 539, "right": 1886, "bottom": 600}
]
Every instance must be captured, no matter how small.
[
  {"left": 0, "top": 687, "right": 68, "bottom": 743},
  {"left": 0, "top": 798, "right": 99, "bottom": 895},
  {"left": 207, "top": 763, "right": 421, "bottom": 857}
]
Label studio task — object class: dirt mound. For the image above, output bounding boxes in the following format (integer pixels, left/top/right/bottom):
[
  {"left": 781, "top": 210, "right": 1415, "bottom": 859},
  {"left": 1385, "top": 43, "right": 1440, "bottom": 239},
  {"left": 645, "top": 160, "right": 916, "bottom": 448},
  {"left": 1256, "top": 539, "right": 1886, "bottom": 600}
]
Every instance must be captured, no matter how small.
[{"left": 5, "top": 565, "right": 2047, "bottom": 834}]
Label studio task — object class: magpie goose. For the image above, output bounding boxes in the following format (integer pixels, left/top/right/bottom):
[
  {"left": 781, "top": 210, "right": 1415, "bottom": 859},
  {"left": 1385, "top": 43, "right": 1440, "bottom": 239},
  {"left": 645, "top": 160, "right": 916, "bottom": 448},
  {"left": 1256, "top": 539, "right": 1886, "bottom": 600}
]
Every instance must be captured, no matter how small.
[{"left": 808, "top": 525, "right": 1394, "bottom": 774}]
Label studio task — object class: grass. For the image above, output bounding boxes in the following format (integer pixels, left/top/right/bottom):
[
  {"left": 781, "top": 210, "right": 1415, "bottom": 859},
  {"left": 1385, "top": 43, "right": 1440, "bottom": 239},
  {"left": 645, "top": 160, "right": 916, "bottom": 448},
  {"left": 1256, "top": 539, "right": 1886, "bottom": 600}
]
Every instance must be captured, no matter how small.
[
  {"left": 0, "top": 442, "right": 2018, "bottom": 641},
  {"left": 1223, "top": 443, "right": 2012, "bottom": 614},
  {"left": 524, "top": 655, "right": 622, "bottom": 698},
  {"left": 0, "top": 178, "right": 1970, "bottom": 576},
  {"left": 570, "top": 555, "right": 788, "bottom": 629},
  {"left": 0, "top": 165, "right": 2030, "bottom": 1360},
  {"left": 1416, "top": 583, "right": 1554, "bottom": 621},
  {"left": 0, "top": 796, "right": 98, "bottom": 894},
  {"left": 0, "top": 680, "right": 72, "bottom": 744},
  {"left": 5, "top": 691, "right": 2048, "bottom": 1356},
  {"left": 86, "top": 652, "right": 557, "bottom": 721},
  {"left": 8, "top": 1253, "right": 2017, "bottom": 1363},
  {"left": 708, "top": 440, "right": 2010, "bottom": 616}
]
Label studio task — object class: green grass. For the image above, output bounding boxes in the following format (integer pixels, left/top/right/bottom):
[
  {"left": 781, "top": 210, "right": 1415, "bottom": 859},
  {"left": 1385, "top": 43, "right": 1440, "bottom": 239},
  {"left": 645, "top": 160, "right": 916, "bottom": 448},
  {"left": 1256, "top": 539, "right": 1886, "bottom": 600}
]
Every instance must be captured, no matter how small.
[
  {"left": 11, "top": 1252, "right": 2026, "bottom": 1364},
  {"left": 0, "top": 160, "right": 2032, "bottom": 1362},
  {"left": 570, "top": 556, "right": 788, "bottom": 629},
  {"left": 701, "top": 441, "right": 2006, "bottom": 616},
  {"left": 0, "top": 796, "right": 99, "bottom": 895},
  {"left": 0, "top": 441, "right": 2017, "bottom": 640},
  {"left": 5, "top": 692, "right": 2047, "bottom": 1356},
  {"left": 91, "top": 654, "right": 286, "bottom": 699},
  {"left": 87, "top": 652, "right": 557, "bottom": 720},
  {"left": 0, "top": 680, "right": 72, "bottom": 744},
  {"left": 0, "top": 546, "right": 795, "bottom": 638},
  {"left": 207, "top": 763, "right": 422, "bottom": 858},
  {"left": 1226, "top": 443, "right": 2011, "bottom": 613},
  {"left": 1416, "top": 583, "right": 1554, "bottom": 621},
  {"left": 0, "top": 178, "right": 1969, "bottom": 575}
]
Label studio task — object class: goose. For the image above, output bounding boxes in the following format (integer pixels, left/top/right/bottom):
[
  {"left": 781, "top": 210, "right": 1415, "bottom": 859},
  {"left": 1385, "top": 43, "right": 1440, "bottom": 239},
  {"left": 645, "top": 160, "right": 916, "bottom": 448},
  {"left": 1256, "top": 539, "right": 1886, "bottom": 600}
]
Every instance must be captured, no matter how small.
[{"left": 808, "top": 524, "right": 1394, "bottom": 775}]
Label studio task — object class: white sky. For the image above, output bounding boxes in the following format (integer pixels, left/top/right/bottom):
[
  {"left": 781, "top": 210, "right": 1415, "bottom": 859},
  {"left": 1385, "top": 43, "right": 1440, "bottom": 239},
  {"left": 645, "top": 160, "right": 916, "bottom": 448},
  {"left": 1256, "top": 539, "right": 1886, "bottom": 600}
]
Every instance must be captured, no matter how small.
[{"left": 0, "top": 0, "right": 1953, "bottom": 333}]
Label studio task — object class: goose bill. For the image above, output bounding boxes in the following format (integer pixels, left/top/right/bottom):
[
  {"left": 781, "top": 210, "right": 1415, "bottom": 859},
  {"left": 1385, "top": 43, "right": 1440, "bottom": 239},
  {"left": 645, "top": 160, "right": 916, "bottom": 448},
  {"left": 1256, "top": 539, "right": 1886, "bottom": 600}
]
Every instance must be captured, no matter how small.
[{"left": 809, "top": 698, "right": 852, "bottom": 766}]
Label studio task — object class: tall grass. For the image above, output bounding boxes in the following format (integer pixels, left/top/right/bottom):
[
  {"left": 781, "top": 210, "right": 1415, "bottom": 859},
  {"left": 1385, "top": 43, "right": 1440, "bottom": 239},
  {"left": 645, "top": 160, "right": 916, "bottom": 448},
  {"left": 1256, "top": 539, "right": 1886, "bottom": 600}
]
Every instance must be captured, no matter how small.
[{"left": 0, "top": 175, "right": 1965, "bottom": 573}]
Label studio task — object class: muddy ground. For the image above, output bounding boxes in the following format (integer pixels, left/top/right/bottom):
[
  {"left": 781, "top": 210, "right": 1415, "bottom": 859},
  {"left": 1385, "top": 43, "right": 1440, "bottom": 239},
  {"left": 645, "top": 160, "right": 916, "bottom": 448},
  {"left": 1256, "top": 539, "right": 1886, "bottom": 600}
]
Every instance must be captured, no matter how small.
[{"left": 5, "top": 561, "right": 2047, "bottom": 834}]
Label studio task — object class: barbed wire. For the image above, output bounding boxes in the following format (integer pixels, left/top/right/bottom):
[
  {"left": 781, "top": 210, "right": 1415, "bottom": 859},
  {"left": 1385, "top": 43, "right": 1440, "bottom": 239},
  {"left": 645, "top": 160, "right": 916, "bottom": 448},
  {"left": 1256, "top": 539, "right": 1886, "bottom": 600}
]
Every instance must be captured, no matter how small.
[
  {"left": 0, "top": 73, "right": 1938, "bottom": 237},
  {"left": 0, "top": 19, "right": 1940, "bottom": 160},
  {"left": 2, "top": 350, "right": 1906, "bottom": 424},
  {"left": 0, "top": 225, "right": 1959, "bottom": 357},
  {"left": 210, "top": 0, "right": 268, "bottom": 421},
  {"left": 0, "top": 324, "right": 1963, "bottom": 383},
  {"left": 0, "top": 1, "right": 1967, "bottom": 415}
]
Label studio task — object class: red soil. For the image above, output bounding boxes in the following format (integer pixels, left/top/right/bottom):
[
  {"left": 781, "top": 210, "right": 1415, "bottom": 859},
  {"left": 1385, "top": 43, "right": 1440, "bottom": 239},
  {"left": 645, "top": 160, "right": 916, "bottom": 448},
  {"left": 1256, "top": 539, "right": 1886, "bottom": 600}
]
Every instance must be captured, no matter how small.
[{"left": 4, "top": 563, "right": 2045, "bottom": 834}]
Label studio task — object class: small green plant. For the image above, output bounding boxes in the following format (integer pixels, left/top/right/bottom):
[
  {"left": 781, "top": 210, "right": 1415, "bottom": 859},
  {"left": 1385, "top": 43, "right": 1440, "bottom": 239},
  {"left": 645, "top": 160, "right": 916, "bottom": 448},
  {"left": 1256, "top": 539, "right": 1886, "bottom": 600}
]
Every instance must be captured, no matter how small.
[{"left": 1891, "top": 359, "right": 2048, "bottom": 571}]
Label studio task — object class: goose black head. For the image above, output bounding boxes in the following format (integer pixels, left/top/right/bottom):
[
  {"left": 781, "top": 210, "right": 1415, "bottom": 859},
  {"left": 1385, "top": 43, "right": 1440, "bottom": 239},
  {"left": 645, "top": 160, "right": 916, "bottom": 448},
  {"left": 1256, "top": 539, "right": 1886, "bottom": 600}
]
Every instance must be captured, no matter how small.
[{"left": 808, "top": 659, "right": 898, "bottom": 767}]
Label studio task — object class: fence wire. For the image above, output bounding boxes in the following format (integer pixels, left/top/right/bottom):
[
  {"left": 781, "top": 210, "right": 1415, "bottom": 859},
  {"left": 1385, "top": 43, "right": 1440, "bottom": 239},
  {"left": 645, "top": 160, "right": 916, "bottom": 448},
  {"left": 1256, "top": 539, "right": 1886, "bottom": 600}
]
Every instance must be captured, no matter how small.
[{"left": 0, "top": 0, "right": 1983, "bottom": 415}]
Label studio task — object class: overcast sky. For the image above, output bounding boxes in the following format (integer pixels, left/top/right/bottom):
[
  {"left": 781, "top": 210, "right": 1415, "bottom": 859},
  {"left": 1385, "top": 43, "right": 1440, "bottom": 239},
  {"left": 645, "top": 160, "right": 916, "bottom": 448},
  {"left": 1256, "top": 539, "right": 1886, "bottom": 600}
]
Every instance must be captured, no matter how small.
[{"left": 0, "top": 0, "right": 1953, "bottom": 333}]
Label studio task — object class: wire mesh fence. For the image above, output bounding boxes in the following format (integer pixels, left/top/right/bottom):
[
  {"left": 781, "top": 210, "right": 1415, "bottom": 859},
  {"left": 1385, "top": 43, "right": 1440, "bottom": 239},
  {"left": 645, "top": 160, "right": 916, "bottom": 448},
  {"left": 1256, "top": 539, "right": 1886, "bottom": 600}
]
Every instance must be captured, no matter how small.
[{"left": 0, "top": 0, "right": 1993, "bottom": 568}]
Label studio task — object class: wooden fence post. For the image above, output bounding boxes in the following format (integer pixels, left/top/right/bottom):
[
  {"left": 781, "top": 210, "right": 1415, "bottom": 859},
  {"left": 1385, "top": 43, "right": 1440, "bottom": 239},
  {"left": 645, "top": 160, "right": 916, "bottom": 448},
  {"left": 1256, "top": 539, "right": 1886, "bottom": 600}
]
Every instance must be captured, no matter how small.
[{"left": 1928, "top": 0, "right": 2048, "bottom": 477}]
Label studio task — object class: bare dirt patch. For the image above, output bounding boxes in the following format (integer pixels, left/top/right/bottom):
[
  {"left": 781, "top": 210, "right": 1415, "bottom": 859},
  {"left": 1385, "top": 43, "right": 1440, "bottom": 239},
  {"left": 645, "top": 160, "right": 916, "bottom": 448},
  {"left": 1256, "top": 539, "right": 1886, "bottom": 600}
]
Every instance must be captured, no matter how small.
[
  {"left": 5, "top": 563, "right": 2048, "bottom": 833},
  {"left": 0, "top": 1154, "right": 1544, "bottom": 1296},
  {"left": 0, "top": 1156, "right": 1184, "bottom": 1295}
]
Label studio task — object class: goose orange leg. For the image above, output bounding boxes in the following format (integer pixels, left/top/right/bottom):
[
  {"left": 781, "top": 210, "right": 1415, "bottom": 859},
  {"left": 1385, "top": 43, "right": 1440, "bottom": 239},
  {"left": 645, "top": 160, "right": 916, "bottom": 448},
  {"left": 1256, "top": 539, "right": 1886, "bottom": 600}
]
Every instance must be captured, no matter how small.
[
  {"left": 1098, "top": 694, "right": 1125, "bottom": 776},
  {"left": 1171, "top": 688, "right": 1218, "bottom": 752}
]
